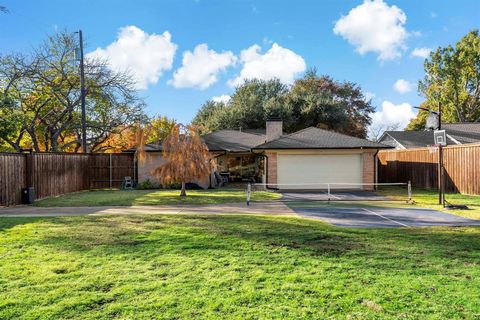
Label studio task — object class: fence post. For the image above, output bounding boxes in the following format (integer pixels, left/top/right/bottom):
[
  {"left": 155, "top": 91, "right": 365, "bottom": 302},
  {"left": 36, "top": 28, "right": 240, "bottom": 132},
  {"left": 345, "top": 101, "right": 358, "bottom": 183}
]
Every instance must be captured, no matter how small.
[
  {"left": 109, "top": 153, "right": 113, "bottom": 189},
  {"left": 246, "top": 183, "right": 251, "bottom": 206},
  {"left": 25, "top": 152, "right": 34, "bottom": 188},
  {"left": 133, "top": 154, "right": 136, "bottom": 182},
  {"left": 407, "top": 180, "right": 412, "bottom": 203}
]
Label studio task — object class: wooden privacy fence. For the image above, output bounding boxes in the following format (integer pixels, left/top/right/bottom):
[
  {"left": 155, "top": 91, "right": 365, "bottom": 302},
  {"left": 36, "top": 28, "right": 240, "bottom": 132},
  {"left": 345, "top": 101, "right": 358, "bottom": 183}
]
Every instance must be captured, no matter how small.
[
  {"left": 378, "top": 143, "right": 480, "bottom": 195},
  {"left": 0, "top": 152, "right": 135, "bottom": 206}
]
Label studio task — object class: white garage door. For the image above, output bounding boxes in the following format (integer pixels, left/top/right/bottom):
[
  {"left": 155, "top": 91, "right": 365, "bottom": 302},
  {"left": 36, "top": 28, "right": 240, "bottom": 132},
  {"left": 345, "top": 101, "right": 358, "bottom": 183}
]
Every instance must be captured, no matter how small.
[{"left": 277, "top": 154, "right": 362, "bottom": 189}]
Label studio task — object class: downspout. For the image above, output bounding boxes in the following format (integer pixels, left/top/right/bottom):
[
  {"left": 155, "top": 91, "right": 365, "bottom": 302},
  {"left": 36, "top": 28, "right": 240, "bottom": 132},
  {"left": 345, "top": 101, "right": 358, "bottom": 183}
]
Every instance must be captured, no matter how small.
[{"left": 373, "top": 148, "right": 380, "bottom": 189}]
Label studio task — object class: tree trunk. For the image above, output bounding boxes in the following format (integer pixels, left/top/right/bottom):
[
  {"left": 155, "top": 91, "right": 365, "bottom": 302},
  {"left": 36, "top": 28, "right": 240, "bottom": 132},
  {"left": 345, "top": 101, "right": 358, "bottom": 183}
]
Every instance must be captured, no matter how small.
[{"left": 180, "top": 181, "right": 187, "bottom": 197}]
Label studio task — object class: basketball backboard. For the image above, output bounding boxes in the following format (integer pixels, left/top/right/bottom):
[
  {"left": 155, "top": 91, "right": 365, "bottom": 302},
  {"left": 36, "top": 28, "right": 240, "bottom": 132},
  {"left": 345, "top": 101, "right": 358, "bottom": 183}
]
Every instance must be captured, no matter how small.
[{"left": 434, "top": 130, "right": 447, "bottom": 146}]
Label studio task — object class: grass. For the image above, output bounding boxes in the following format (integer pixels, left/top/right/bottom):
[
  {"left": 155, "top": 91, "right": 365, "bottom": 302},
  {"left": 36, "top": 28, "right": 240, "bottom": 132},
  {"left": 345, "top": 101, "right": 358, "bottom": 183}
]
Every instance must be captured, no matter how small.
[
  {"left": 34, "top": 189, "right": 281, "bottom": 207},
  {"left": 0, "top": 214, "right": 479, "bottom": 319},
  {"left": 378, "top": 187, "right": 480, "bottom": 220}
]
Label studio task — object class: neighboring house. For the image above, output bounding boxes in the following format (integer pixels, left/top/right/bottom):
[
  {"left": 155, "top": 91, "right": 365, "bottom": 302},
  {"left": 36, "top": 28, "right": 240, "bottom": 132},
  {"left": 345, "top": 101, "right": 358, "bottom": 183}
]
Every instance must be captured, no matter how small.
[
  {"left": 129, "top": 118, "right": 390, "bottom": 190},
  {"left": 379, "top": 123, "right": 480, "bottom": 150}
]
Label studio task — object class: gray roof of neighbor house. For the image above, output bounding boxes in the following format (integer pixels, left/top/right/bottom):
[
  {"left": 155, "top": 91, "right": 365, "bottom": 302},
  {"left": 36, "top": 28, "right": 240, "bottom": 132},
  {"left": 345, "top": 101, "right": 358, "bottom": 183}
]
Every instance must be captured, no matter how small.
[
  {"left": 442, "top": 123, "right": 480, "bottom": 144},
  {"left": 381, "top": 123, "right": 480, "bottom": 149},
  {"left": 442, "top": 122, "right": 480, "bottom": 134},
  {"left": 380, "top": 131, "right": 455, "bottom": 149},
  {"left": 252, "top": 127, "right": 389, "bottom": 150}
]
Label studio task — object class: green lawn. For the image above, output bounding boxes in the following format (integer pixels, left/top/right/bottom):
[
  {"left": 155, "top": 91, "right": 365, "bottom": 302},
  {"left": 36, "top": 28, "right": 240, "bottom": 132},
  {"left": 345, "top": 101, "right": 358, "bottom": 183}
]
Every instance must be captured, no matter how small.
[
  {"left": 34, "top": 189, "right": 280, "bottom": 207},
  {"left": 378, "top": 187, "right": 480, "bottom": 220},
  {"left": 1, "top": 215, "right": 479, "bottom": 319}
]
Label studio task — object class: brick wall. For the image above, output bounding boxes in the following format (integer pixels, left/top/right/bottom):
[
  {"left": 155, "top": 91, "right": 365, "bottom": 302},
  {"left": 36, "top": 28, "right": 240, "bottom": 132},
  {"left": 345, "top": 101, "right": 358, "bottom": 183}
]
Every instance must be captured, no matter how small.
[
  {"left": 266, "top": 152, "right": 277, "bottom": 185},
  {"left": 362, "top": 152, "right": 375, "bottom": 190},
  {"left": 138, "top": 153, "right": 166, "bottom": 184}
]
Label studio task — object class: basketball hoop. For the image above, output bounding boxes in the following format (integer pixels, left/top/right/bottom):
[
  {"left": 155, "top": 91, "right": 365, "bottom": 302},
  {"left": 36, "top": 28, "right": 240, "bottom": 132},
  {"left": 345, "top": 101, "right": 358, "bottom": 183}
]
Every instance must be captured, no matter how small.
[
  {"left": 434, "top": 130, "right": 447, "bottom": 146},
  {"left": 425, "top": 112, "right": 439, "bottom": 130}
]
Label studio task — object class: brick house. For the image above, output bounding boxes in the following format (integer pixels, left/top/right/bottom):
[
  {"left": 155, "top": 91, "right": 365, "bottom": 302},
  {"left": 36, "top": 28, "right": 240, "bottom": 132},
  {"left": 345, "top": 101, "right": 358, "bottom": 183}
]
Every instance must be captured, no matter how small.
[{"left": 132, "top": 119, "right": 390, "bottom": 190}]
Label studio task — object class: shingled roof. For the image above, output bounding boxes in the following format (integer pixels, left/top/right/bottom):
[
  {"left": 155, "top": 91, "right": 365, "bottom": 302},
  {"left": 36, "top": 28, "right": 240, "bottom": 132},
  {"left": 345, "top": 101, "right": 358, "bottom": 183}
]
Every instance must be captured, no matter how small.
[
  {"left": 252, "top": 127, "right": 389, "bottom": 150},
  {"left": 202, "top": 130, "right": 267, "bottom": 152},
  {"left": 381, "top": 123, "right": 480, "bottom": 149},
  {"left": 127, "top": 126, "right": 390, "bottom": 153},
  {"left": 442, "top": 123, "right": 480, "bottom": 144},
  {"left": 124, "top": 130, "right": 266, "bottom": 153}
]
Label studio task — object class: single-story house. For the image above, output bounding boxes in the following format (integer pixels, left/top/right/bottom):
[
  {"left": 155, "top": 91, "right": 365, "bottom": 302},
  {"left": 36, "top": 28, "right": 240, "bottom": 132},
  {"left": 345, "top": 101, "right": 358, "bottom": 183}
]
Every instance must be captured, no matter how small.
[
  {"left": 379, "top": 123, "right": 480, "bottom": 150},
  {"left": 130, "top": 119, "right": 391, "bottom": 190}
]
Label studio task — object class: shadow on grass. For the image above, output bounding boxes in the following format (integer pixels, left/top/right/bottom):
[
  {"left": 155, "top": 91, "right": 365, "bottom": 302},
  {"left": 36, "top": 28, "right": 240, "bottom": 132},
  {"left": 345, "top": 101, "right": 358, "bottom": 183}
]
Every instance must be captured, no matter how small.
[
  {"left": 14, "top": 215, "right": 480, "bottom": 266},
  {"left": 0, "top": 217, "right": 50, "bottom": 232}
]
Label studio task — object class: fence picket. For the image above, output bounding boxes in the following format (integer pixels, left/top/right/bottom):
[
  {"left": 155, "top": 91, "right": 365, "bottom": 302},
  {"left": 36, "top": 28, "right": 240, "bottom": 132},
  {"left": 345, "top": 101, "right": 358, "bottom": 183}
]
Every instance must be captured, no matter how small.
[
  {"left": 378, "top": 143, "right": 480, "bottom": 195},
  {"left": 0, "top": 153, "right": 135, "bottom": 206}
]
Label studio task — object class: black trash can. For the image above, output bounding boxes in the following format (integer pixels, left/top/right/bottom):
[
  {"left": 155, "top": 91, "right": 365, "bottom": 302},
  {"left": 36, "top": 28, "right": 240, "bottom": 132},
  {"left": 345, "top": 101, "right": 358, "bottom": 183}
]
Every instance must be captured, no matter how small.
[{"left": 22, "top": 187, "right": 35, "bottom": 204}]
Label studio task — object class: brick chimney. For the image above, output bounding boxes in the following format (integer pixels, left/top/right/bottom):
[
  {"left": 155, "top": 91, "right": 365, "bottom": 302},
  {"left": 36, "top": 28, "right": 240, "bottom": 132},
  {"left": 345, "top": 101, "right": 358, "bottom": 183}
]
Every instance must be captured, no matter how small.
[{"left": 266, "top": 117, "right": 283, "bottom": 142}]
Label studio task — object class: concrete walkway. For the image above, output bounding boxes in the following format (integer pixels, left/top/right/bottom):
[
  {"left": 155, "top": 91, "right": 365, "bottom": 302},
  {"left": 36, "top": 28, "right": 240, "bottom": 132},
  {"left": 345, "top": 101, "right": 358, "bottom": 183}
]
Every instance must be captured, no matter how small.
[{"left": 0, "top": 202, "right": 297, "bottom": 218}]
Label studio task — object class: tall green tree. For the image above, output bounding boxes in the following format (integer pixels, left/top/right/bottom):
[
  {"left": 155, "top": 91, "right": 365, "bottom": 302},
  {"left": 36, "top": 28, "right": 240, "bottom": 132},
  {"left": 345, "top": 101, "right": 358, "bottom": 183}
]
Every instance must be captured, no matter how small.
[
  {"left": 192, "top": 70, "right": 373, "bottom": 138},
  {"left": 193, "top": 79, "right": 289, "bottom": 134},
  {"left": 191, "top": 100, "right": 227, "bottom": 134},
  {"left": 408, "top": 29, "right": 480, "bottom": 128},
  {"left": 285, "top": 70, "right": 373, "bottom": 137}
]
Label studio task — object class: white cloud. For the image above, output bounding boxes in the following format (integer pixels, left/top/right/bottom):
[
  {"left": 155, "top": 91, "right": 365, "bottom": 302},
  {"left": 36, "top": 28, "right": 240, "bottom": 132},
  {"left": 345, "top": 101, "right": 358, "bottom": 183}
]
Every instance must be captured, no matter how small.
[
  {"left": 333, "top": 0, "right": 408, "bottom": 61},
  {"left": 228, "top": 43, "right": 306, "bottom": 87},
  {"left": 212, "top": 94, "right": 231, "bottom": 103},
  {"left": 411, "top": 47, "right": 431, "bottom": 59},
  {"left": 88, "top": 26, "right": 177, "bottom": 90},
  {"left": 369, "top": 101, "right": 416, "bottom": 135},
  {"left": 393, "top": 79, "right": 413, "bottom": 94},
  {"left": 169, "top": 44, "right": 236, "bottom": 90}
]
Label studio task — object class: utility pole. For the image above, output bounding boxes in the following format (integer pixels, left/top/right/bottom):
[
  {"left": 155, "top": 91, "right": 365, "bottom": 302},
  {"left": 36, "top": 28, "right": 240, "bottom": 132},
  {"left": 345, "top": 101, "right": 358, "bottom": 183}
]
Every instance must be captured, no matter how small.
[
  {"left": 437, "top": 101, "right": 444, "bottom": 206},
  {"left": 413, "top": 104, "right": 444, "bottom": 206},
  {"left": 76, "top": 30, "right": 88, "bottom": 153}
]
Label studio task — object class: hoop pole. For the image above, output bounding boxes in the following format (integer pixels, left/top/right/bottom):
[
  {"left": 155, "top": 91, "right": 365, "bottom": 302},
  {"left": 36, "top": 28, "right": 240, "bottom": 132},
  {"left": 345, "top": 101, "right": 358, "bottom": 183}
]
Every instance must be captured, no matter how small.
[
  {"left": 438, "top": 145, "right": 443, "bottom": 205},
  {"left": 246, "top": 183, "right": 251, "bottom": 206}
]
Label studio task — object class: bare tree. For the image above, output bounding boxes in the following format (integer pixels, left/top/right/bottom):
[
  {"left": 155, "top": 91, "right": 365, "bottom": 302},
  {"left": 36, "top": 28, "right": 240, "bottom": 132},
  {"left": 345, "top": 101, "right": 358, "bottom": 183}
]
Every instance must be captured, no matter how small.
[
  {"left": 368, "top": 123, "right": 401, "bottom": 142},
  {"left": 0, "top": 31, "right": 145, "bottom": 152}
]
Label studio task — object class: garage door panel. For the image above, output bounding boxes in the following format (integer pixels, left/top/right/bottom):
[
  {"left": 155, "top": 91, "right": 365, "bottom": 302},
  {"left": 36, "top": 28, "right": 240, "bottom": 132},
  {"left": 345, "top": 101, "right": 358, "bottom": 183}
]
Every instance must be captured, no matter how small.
[{"left": 277, "top": 154, "right": 362, "bottom": 189}]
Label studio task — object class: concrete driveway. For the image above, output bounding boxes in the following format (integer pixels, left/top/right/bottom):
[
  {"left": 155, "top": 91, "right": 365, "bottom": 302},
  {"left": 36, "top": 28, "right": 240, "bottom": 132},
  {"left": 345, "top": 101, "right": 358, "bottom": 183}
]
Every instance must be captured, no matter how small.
[
  {"left": 0, "top": 202, "right": 296, "bottom": 217},
  {"left": 288, "top": 203, "right": 480, "bottom": 228},
  {"left": 1, "top": 200, "right": 479, "bottom": 229}
]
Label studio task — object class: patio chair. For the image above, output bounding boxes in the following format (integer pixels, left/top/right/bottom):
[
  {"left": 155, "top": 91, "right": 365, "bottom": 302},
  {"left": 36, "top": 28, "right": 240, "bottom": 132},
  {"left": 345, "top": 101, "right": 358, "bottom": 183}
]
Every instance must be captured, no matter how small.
[{"left": 215, "top": 172, "right": 228, "bottom": 187}]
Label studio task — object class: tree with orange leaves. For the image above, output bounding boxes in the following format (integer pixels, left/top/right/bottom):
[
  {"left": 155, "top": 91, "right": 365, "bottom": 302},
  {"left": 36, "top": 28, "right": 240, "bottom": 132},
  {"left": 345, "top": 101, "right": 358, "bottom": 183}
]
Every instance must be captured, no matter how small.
[{"left": 139, "top": 124, "right": 211, "bottom": 197}]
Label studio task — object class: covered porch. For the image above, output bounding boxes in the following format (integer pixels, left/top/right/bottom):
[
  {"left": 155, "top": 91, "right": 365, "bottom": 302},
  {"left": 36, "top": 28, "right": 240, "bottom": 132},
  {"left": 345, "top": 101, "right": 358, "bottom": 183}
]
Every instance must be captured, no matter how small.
[{"left": 213, "top": 152, "right": 265, "bottom": 184}]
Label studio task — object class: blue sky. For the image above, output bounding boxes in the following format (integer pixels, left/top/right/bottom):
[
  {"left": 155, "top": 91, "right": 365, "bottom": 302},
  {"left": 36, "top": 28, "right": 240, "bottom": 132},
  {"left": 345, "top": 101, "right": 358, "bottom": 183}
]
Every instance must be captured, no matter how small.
[{"left": 1, "top": 0, "right": 479, "bottom": 132}]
